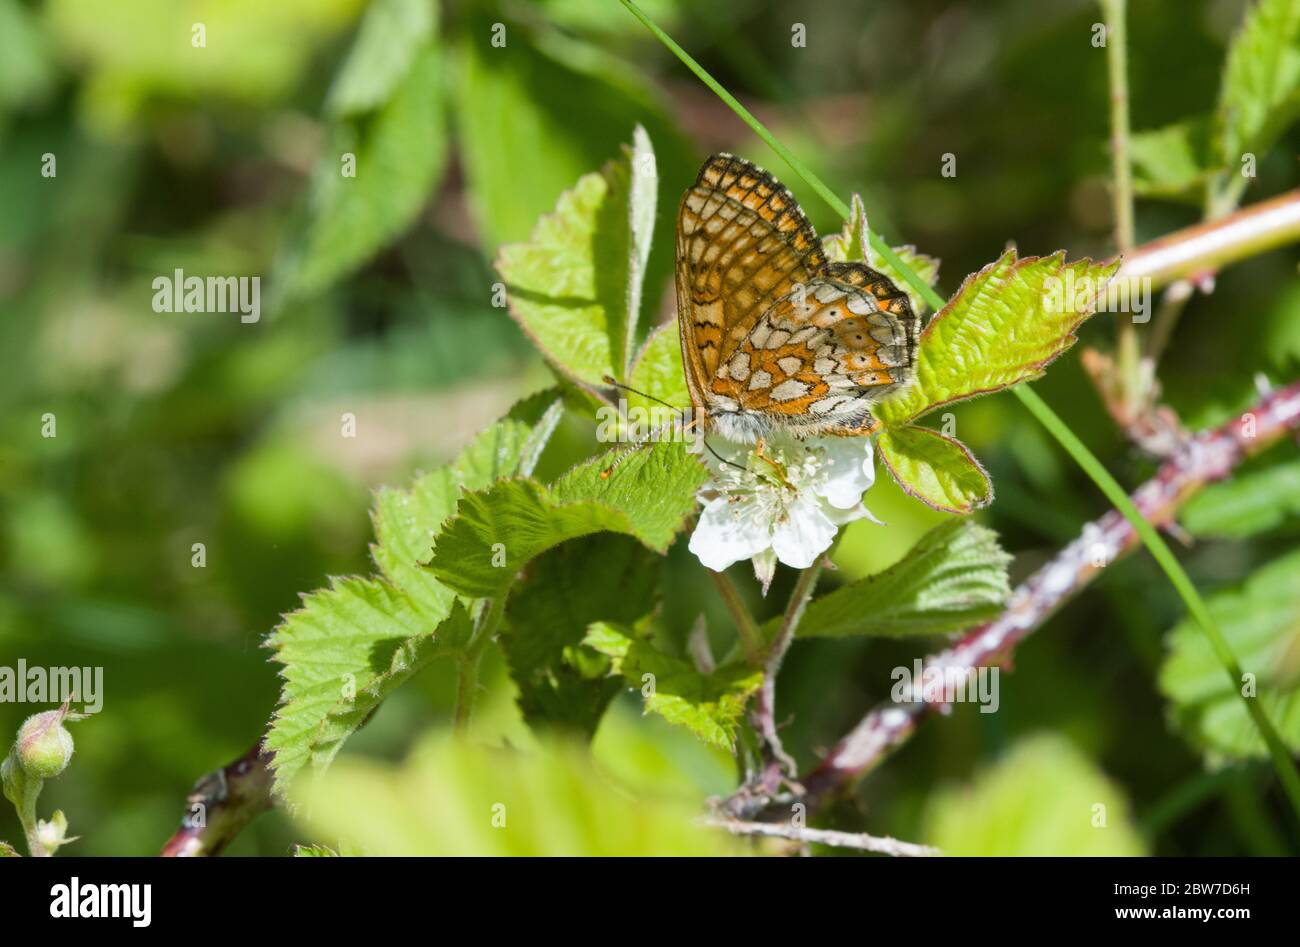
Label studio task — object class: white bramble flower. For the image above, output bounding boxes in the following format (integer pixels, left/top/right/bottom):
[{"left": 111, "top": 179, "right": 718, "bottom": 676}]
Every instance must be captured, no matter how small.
[{"left": 688, "top": 433, "right": 882, "bottom": 592}]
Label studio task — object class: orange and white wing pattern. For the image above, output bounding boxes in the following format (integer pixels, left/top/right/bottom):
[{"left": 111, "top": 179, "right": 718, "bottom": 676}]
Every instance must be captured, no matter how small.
[
  {"left": 675, "top": 154, "right": 919, "bottom": 441},
  {"left": 675, "top": 154, "right": 826, "bottom": 418}
]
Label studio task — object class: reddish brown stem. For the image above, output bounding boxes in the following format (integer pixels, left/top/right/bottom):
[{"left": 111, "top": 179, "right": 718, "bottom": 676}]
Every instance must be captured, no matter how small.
[{"left": 160, "top": 744, "right": 273, "bottom": 857}]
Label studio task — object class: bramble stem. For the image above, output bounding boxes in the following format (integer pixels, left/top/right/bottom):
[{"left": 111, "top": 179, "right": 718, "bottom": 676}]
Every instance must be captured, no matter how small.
[
  {"left": 454, "top": 594, "right": 506, "bottom": 731},
  {"left": 1100, "top": 0, "right": 1142, "bottom": 418},
  {"left": 752, "top": 551, "right": 830, "bottom": 775},
  {"left": 710, "top": 570, "right": 764, "bottom": 664},
  {"left": 160, "top": 744, "right": 273, "bottom": 857},
  {"left": 1115, "top": 188, "right": 1300, "bottom": 291},
  {"left": 702, "top": 816, "right": 938, "bottom": 856}
]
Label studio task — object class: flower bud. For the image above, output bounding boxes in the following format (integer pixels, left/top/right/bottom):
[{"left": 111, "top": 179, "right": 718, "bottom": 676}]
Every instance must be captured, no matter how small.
[{"left": 16, "top": 710, "right": 75, "bottom": 780}]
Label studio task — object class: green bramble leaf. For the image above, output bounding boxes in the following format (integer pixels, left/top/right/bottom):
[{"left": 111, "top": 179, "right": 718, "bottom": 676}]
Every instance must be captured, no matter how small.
[
  {"left": 370, "top": 394, "right": 562, "bottom": 619},
  {"left": 627, "top": 319, "right": 689, "bottom": 414},
  {"left": 503, "top": 535, "right": 660, "bottom": 738},
  {"left": 877, "top": 425, "right": 994, "bottom": 515},
  {"left": 494, "top": 127, "right": 657, "bottom": 390},
  {"left": 876, "top": 250, "right": 1120, "bottom": 427},
  {"left": 428, "top": 440, "right": 707, "bottom": 600},
  {"left": 293, "top": 731, "right": 739, "bottom": 856},
  {"left": 1181, "top": 458, "right": 1300, "bottom": 538},
  {"left": 823, "top": 193, "right": 941, "bottom": 315},
  {"left": 621, "top": 125, "right": 658, "bottom": 375},
  {"left": 0, "top": 840, "right": 18, "bottom": 857},
  {"left": 788, "top": 521, "right": 1010, "bottom": 639},
  {"left": 1218, "top": 0, "right": 1300, "bottom": 169},
  {"left": 924, "top": 735, "right": 1146, "bottom": 856},
  {"left": 276, "top": 37, "right": 446, "bottom": 301},
  {"left": 1158, "top": 548, "right": 1300, "bottom": 760},
  {"left": 1130, "top": 116, "right": 1218, "bottom": 199},
  {"left": 324, "top": 0, "right": 433, "bottom": 118},
  {"left": 583, "top": 622, "right": 762, "bottom": 752},
  {"left": 264, "top": 581, "right": 471, "bottom": 801},
  {"left": 267, "top": 396, "right": 563, "bottom": 799}
]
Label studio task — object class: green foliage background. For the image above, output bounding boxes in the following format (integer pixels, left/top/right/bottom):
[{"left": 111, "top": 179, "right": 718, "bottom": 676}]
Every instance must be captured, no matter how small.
[{"left": 2, "top": 0, "right": 1299, "bottom": 855}]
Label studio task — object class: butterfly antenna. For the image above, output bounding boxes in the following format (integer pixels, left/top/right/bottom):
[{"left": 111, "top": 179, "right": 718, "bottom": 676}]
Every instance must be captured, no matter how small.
[
  {"left": 599, "top": 375, "right": 747, "bottom": 474},
  {"left": 600, "top": 375, "right": 682, "bottom": 412}
]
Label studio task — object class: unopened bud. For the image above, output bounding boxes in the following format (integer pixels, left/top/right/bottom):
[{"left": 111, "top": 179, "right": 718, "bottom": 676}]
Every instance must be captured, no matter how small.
[{"left": 16, "top": 710, "right": 75, "bottom": 779}]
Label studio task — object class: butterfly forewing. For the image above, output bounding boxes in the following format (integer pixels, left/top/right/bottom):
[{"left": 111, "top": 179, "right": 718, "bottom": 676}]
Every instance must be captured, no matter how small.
[{"left": 676, "top": 156, "right": 825, "bottom": 398}]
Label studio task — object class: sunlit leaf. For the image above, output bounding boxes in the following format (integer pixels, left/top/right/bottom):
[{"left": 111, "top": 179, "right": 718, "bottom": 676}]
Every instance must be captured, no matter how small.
[
  {"left": 877, "top": 425, "right": 993, "bottom": 514},
  {"left": 265, "top": 580, "right": 471, "bottom": 800},
  {"left": 370, "top": 395, "right": 562, "bottom": 620},
  {"left": 627, "top": 320, "right": 689, "bottom": 414},
  {"left": 925, "top": 736, "right": 1146, "bottom": 856},
  {"left": 494, "top": 129, "right": 659, "bottom": 391},
  {"left": 1218, "top": 0, "right": 1300, "bottom": 166},
  {"left": 790, "top": 521, "right": 1010, "bottom": 639},
  {"left": 293, "top": 731, "right": 739, "bottom": 855},
  {"left": 876, "top": 250, "right": 1119, "bottom": 426},
  {"left": 428, "top": 441, "right": 707, "bottom": 599}
]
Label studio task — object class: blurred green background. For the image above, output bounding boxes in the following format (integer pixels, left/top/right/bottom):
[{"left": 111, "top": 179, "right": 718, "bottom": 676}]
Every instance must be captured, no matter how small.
[{"left": 2, "top": 0, "right": 1298, "bottom": 855}]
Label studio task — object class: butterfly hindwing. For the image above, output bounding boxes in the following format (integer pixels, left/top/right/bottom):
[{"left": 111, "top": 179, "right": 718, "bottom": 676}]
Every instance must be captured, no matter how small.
[{"left": 713, "top": 270, "right": 918, "bottom": 435}]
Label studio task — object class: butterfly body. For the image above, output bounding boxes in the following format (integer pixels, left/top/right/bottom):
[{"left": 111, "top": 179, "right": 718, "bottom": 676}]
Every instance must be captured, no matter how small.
[{"left": 676, "top": 154, "right": 918, "bottom": 443}]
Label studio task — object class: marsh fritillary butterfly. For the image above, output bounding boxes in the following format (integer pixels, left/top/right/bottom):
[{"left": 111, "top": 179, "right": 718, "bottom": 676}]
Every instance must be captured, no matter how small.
[{"left": 675, "top": 154, "right": 919, "bottom": 444}]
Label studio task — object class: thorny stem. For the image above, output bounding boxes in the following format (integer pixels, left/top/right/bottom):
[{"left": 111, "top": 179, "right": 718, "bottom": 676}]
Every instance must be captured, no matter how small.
[
  {"left": 760, "top": 379, "right": 1300, "bottom": 820},
  {"left": 702, "top": 816, "right": 938, "bottom": 857},
  {"left": 160, "top": 744, "right": 273, "bottom": 856},
  {"left": 710, "top": 569, "right": 764, "bottom": 663}
]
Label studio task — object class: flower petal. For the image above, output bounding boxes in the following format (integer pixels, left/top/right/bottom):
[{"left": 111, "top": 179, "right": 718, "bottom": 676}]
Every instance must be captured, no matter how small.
[
  {"left": 771, "top": 496, "right": 837, "bottom": 568},
  {"left": 751, "top": 548, "right": 778, "bottom": 596},
  {"left": 688, "top": 496, "right": 771, "bottom": 572},
  {"left": 811, "top": 437, "right": 874, "bottom": 510}
]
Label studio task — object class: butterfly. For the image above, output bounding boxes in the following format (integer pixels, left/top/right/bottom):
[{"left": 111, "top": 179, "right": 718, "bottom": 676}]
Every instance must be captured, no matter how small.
[{"left": 675, "top": 153, "right": 919, "bottom": 444}]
